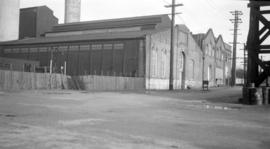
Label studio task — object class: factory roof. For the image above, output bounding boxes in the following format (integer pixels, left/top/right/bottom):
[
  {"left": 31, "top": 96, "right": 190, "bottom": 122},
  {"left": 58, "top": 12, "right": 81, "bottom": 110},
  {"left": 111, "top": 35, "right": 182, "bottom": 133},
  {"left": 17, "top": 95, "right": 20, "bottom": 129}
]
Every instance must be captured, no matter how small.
[
  {"left": 0, "top": 31, "right": 148, "bottom": 46},
  {"left": 0, "top": 14, "right": 171, "bottom": 46},
  {"left": 192, "top": 29, "right": 231, "bottom": 53},
  {"left": 50, "top": 14, "right": 171, "bottom": 33},
  {"left": 192, "top": 34, "right": 205, "bottom": 49}
]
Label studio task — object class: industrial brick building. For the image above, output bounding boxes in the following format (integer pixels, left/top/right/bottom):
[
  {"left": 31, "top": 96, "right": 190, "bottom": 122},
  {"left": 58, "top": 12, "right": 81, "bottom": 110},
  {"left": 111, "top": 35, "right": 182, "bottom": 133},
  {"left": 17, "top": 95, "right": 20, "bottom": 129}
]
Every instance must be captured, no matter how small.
[
  {"left": 145, "top": 24, "right": 202, "bottom": 89},
  {"left": 19, "top": 6, "right": 58, "bottom": 39},
  {"left": 0, "top": 14, "right": 205, "bottom": 90},
  {"left": 193, "top": 29, "right": 232, "bottom": 87}
]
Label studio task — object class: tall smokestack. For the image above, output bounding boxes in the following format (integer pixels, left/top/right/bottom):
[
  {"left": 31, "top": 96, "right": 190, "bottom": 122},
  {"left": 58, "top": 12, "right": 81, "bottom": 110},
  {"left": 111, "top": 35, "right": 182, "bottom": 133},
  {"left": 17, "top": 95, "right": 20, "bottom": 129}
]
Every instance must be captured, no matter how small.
[
  {"left": 65, "top": 0, "right": 81, "bottom": 23},
  {"left": 0, "top": 0, "right": 20, "bottom": 41}
]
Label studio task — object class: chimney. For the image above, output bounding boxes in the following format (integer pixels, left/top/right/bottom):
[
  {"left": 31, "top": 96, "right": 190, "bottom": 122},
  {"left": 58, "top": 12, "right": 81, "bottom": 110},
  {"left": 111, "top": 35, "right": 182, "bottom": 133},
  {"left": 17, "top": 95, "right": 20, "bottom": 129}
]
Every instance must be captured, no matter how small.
[
  {"left": 0, "top": 0, "right": 20, "bottom": 41},
  {"left": 65, "top": 0, "right": 81, "bottom": 23}
]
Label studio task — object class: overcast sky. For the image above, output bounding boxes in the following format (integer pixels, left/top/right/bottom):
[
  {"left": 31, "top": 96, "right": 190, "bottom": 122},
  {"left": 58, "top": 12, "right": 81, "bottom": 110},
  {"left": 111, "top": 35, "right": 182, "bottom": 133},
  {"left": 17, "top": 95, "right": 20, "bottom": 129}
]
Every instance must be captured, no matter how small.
[{"left": 20, "top": 0, "right": 250, "bottom": 67}]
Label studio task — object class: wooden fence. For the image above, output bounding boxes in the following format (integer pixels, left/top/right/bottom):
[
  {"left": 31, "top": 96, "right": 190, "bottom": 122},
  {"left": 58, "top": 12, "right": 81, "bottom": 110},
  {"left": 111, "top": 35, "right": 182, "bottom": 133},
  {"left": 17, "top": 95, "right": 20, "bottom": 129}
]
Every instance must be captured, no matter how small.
[
  {"left": 0, "top": 70, "right": 145, "bottom": 91},
  {"left": 0, "top": 70, "right": 69, "bottom": 91},
  {"left": 75, "top": 75, "right": 145, "bottom": 91}
]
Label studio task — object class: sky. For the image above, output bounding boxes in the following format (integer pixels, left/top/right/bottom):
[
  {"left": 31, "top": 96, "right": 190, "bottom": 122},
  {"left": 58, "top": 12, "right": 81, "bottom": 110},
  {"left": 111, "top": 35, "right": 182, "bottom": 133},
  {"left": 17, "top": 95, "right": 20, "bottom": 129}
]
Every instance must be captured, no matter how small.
[{"left": 20, "top": 0, "right": 250, "bottom": 68}]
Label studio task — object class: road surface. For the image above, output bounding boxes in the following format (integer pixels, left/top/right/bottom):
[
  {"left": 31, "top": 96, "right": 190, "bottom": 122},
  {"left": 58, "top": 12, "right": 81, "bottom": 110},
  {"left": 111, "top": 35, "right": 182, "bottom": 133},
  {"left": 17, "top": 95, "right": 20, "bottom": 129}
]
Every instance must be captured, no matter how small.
[{"left": 0, "top": 87, "right": 269, "bottom": 149}]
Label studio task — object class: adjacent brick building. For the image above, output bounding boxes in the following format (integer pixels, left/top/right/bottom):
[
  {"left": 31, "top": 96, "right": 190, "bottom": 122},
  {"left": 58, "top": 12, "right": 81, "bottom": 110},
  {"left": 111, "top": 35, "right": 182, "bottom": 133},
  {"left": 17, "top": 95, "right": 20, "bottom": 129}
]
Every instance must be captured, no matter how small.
[
  {"left": 193, "top": 29, "right": 232, "bottom": 87},
  {"left": 19, "top": 6, "right": 58, "bottom": 39}
]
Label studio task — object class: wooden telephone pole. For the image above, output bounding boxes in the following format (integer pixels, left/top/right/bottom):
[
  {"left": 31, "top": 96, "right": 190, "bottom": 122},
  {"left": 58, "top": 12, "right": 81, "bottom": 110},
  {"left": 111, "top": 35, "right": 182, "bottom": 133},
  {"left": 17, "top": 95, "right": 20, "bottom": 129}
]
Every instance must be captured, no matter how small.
[
  {"left": 165, "top": 0, "right": 183, "bottom": 90},
  {"left": 230, "top": 10, "right": 243, "bottom": 86}
]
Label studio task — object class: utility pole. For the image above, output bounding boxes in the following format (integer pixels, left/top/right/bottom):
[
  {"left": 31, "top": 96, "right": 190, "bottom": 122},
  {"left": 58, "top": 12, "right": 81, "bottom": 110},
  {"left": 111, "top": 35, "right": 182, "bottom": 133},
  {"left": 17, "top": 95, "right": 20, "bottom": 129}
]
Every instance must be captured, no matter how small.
[
  {"left": 230, "top": 10, "right": 243, "bottom": 86},
  {"left": 165, "top": 0, "right": 183, "bottom": 90},
  {"left": 243, "top": 43, "right": 247, "bottom": 86}
]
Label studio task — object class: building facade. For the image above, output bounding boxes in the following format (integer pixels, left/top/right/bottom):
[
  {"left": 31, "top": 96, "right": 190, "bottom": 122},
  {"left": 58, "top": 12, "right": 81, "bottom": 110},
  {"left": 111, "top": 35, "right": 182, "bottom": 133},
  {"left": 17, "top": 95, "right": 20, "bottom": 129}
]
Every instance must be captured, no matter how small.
[
  {"left": 0, "top": 14, "right": 205, "bottom": 90},
  {"left": 193, "top": 29, "right": 232, "bottom": 87}
]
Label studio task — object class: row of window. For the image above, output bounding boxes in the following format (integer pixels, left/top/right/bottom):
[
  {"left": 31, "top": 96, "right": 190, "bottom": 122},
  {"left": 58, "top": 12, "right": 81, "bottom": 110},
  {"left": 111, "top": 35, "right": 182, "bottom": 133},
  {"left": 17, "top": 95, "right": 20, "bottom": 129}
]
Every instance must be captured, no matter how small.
[
  {"left": 0, "top": 63, "right": 11, "bottom": 70},
  {"left": 205, "top": 44, "right": 230, "bottom": 62},
  {"left": 3, "top": 43, "right": 124, "bottom": 54},
  {"left": 1, "top": 40, "right": 145, "bottom": 77}
]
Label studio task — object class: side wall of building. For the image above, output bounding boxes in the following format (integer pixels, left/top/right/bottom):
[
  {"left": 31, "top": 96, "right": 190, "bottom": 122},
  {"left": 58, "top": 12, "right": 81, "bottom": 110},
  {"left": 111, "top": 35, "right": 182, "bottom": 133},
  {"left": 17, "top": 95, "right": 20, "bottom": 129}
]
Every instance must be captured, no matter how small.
[
  {"left": 184, "top": 32, "right": 203, "bottom": 88},
  {"left": 19, "top": 7, "right": 59, "bottom": 39},
  {"left": 201, "top": 31, "right": 216, "bottom": 87},
  {"left": 224, "top": 47, "right": 232, "bottom": 85},
  {"left": 19, "top": 8, "right": 37, "bottom": 39},
  {"left": 145, "top": 27, "right": 203, "bottom": 90},
  {"left": 145, "top": 30, "right": 170, "bottom": 90},
  {"left": 215, "top": 37, "right": 227, "bottom": 86},
  {"left": 36, "top": 7, "right": 59, "bottom": 37}
]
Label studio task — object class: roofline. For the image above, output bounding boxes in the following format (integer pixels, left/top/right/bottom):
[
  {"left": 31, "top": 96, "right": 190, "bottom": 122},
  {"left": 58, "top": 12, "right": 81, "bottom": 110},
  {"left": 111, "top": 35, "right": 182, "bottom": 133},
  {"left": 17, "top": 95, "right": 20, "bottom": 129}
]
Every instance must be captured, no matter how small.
[
  {"left": 192, "top": 28, "right": 216, "bottom": 47},
  {"left": 0, "top": 36, "right": 146, "bottom": 47},
  {"left": 20, "top": 5, "right": 49, "bottom": 11},
  {"left": 205, "top": 28, "right": 216, "bottom": 43},
  {"left": 216, "top": 35, "right": 232, "bottom": 53},
  {"left": 216, "top": 35, "right": 225, "bottom": 49},
  {"left": 55, "top": 14, "right": 170, "bottom": 27}
]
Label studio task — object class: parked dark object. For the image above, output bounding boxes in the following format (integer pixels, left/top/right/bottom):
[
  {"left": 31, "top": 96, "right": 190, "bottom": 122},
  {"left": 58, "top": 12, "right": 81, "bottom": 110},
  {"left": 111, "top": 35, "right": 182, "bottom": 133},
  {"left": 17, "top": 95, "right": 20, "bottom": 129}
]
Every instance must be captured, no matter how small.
[{"left": 202, "top": 80, "right": 209, "bottom": 91}]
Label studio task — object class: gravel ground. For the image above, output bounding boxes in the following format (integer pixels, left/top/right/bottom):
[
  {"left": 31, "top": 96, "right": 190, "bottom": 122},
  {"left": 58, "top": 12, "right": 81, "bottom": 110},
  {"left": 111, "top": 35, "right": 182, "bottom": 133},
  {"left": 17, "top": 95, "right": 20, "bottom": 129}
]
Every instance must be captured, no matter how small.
[{"left": 0, "top": 87, "right": 269, "bottom": 149}]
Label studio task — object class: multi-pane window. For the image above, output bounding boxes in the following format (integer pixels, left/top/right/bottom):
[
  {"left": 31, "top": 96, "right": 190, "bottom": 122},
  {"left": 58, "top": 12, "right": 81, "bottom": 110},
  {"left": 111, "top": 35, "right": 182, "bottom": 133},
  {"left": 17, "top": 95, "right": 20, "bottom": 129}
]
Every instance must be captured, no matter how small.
[
  {"left": 114, "top": 43, "right": 124, "bottom": 50},
  {"left": 103, "top": 44, "right": 113, "bottom": 50},
  {"left": 91, "top": 44, "right": 102, "bottom": 50}
]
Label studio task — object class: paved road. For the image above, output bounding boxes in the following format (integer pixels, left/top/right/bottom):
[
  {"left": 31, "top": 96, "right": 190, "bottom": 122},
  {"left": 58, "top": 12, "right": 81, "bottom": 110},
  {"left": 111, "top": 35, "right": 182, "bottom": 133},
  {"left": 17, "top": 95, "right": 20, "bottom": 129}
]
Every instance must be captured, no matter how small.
[{"left": 0, "top": 87, "right": 269, "bottom": 149}]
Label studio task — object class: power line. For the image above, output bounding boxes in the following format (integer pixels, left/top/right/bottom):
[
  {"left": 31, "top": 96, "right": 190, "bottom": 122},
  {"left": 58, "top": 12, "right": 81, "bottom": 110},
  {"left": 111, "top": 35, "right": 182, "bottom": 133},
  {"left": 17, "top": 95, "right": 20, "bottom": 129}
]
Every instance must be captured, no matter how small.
[
  {"left": 176, "top": 14, "right": 186, "bottom": 24},
  {"left": 162, "top": 0, "right": 170, "bottom": 5},
  {"left": 161, "top": 0, "right": 184, "bottom": 24}
]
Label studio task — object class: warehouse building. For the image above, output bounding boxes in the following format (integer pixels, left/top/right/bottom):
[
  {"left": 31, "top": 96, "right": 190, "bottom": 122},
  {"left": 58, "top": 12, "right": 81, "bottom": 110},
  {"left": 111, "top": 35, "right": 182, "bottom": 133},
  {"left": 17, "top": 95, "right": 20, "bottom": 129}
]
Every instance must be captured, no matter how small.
[
  {"left": 193, "top": 29, "right": 232, "bottom": 87},
  {"left": 0, "top": 13, "right": 205, "bottom": 90}
]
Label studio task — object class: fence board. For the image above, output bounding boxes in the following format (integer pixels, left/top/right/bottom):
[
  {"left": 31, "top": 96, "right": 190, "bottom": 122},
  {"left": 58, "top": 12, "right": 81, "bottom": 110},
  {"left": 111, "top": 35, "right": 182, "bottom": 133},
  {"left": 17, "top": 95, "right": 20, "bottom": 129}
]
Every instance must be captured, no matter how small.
[
  {"left": 0, "top": 70, "right": 68, "bottom": 91},
  {"left": 78, "top": 75, "right": 144, "bottom": 91},
  {"left": 0, "top": 70, "right": 145, "bottom": 91}
]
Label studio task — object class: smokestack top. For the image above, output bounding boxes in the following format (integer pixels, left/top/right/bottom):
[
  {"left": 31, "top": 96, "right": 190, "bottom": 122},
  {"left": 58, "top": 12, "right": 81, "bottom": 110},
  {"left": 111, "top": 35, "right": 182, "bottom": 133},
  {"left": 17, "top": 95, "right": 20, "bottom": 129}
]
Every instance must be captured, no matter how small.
[{"left": 65, "top": 0, "right": 81, "bottom": 23}]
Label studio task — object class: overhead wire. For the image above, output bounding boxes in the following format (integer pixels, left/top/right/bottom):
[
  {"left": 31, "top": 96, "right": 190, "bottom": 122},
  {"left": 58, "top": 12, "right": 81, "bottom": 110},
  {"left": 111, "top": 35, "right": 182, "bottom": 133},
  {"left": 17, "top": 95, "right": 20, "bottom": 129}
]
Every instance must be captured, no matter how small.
[{"left": 161, "top": 0, "right": 186, "bottom": 24}]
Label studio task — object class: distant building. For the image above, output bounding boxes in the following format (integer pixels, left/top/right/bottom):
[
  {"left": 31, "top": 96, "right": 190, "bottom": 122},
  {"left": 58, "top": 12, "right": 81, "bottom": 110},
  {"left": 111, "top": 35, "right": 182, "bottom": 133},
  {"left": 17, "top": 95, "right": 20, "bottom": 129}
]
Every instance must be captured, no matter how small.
[
  {"left": 193, "top": 29, "right": 232, "bottom": 87},
  {"left": 19, "top": 6, "right": 58, "bottom": 39},
  {"left": 0, "top": 14, "right": 204, "bottom": 90}
]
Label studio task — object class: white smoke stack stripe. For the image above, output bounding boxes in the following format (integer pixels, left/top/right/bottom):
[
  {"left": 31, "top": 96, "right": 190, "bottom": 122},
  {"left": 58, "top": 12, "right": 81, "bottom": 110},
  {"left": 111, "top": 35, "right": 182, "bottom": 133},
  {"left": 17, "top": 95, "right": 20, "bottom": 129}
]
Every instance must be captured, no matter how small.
[{"left": 65, "top": 0, "right": 81, "bottom": 23}]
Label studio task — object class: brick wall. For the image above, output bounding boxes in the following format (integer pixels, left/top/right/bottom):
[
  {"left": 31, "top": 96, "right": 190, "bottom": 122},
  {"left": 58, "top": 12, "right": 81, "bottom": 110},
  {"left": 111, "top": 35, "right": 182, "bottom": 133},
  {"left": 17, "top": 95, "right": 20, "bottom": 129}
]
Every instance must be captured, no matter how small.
[
  {"left": 201, "top": 31, "right": 218, "bottom": 87},
  {"left": 145, "top": 30, "right": 170, "bottom": 90},
  {"left": 145, "top": 26, "right": 203, "bottom": 90}
]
